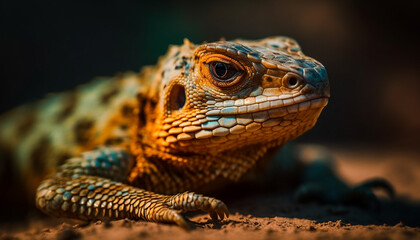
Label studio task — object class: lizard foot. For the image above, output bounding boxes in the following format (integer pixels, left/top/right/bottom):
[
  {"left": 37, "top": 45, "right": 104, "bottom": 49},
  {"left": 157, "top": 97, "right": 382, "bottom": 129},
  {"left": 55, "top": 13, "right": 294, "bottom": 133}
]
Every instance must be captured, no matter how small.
[
  {"left": 165, "top": 192, "right": 229, "bottom": 229},
  {"left": 294, "top": 177, "right": 394, "bottom": 210},
  {"left": 341, "top": 178, "right": 394, "bottom": 209}
]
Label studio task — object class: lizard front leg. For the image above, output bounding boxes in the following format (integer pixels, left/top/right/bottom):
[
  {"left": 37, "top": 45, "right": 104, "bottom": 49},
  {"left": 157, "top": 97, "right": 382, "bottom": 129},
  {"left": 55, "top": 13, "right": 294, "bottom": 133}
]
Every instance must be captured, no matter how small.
[{"left": 35, "top": 147, "right": 228, "bottom": 229}]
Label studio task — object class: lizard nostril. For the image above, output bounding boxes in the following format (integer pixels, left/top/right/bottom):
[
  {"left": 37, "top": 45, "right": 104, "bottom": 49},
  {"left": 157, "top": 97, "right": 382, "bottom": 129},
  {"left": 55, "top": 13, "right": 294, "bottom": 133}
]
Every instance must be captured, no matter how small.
[{"left": 283, "top": 73, "right": 302, "bottom": 89}]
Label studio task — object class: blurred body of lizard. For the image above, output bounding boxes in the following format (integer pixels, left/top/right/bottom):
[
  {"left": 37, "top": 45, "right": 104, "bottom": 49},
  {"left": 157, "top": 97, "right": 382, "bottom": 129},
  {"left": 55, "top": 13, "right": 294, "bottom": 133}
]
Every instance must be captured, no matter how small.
[{"left": 0, "top": 37, "right": 392, "bottom": 228}]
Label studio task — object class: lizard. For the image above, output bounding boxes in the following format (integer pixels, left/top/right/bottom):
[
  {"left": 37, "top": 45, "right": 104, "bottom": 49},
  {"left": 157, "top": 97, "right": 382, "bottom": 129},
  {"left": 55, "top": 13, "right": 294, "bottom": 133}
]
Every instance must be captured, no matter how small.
[{"left": 0, "top": 36, "right": 393, "bottom": 229}]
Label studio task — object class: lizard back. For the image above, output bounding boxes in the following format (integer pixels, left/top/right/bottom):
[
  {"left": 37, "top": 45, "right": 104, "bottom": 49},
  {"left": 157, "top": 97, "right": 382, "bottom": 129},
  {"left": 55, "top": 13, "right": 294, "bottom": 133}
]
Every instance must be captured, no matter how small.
[{"left": 0, "top": 72, "right": 148, "bottom": 197}]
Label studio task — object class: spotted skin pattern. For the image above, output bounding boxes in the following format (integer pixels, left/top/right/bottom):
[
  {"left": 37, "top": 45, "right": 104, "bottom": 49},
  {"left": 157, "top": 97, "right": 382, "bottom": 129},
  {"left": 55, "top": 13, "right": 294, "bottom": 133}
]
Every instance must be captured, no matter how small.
[{"left": 0, "top": 37, "right": 330, "bottom": 228}]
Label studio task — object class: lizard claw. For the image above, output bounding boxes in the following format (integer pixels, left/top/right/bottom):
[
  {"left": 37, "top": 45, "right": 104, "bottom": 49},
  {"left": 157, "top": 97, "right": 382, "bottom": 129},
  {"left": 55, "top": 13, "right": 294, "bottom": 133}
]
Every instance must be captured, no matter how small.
[
  {"left": 209, "top": 200, "right": 230, "bottom": 220},
  {"left": 209, "top": 211, "right": 218, "bottom": 220},
  {"left": 219, "top": 202, "right": 230, "bottom": 219},
  {"left": 206, "top": 197, "right": 229, "bottom": 220},
  {"left": 167, "top": 192, "right": 229, "bottom": 222},
  {"left": 171, "top": 211, "right": 191, "bottom": 230}
]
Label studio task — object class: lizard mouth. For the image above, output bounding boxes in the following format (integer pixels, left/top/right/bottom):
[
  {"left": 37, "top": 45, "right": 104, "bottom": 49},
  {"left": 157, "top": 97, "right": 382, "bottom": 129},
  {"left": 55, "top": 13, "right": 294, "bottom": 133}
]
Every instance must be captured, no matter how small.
[
  {"left": 159, "top": 93, "right": 329, "bottom": 146},
  {"left": 187, "top": 94, "right": 329, "bottom": 139},
  {"left": 205, "top": 94, "right": 329, "bottom": 117}
]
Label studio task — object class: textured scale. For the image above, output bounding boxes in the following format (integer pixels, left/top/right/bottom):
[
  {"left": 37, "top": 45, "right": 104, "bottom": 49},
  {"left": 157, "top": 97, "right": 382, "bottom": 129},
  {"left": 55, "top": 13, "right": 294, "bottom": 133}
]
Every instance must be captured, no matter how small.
[{"left": 0, "top": 36, "right": 329, "bottom": 228}]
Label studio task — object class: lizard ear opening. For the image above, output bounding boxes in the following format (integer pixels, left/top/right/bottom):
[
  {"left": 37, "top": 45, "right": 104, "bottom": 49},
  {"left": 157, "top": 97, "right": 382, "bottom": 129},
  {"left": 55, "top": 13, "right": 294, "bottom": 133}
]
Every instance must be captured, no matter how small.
[{"left": 169, "top": 84, "right": 186, "bottom": 111}]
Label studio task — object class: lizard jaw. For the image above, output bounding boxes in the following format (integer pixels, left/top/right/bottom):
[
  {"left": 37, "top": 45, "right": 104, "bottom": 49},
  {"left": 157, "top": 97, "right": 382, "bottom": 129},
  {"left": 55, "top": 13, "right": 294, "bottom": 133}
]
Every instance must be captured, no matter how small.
[
  {"left": 204, "top": 93, "right": 328, "bottom": 117},
  {"left": 154, "top": 95, "right": 328, "bottom": 154}
]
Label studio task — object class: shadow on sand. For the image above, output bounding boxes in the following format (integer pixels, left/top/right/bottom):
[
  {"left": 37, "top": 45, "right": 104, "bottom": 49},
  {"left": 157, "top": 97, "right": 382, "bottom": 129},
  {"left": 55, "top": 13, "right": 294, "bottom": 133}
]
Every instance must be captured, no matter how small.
[{"left": 221, "top": 191, "right": 420, "bottom": 228}]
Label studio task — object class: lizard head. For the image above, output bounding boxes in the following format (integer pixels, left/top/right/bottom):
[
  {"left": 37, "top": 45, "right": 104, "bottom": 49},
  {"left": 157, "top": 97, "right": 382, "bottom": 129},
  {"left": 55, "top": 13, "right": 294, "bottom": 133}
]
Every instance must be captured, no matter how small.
[{"left": 143, "top": 37, "right": 329, "bottom": 156}]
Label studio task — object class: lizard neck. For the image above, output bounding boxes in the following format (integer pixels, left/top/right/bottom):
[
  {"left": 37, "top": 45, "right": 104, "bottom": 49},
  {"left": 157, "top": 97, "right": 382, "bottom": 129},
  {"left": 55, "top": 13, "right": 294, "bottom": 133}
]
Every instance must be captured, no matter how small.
[
  {"left": 129, "top": 122, "right": 277, "bottom": 194},
  {"left": 127, "top": 98, "right": 290, "bottom": 194}
]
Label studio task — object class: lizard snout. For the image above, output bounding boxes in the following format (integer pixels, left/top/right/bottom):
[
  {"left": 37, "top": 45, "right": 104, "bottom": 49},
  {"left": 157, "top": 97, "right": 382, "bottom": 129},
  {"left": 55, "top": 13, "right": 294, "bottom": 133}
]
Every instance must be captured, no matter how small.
[{"left": 301, "top": 63, "right": 330, "bottom": 98}]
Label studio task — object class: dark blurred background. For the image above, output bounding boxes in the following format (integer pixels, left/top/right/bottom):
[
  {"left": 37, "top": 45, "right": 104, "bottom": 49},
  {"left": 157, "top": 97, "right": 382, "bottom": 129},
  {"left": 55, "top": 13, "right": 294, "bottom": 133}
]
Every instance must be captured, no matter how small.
[{"left": 1, "top": 0, "right": 419, "bottom": 150}]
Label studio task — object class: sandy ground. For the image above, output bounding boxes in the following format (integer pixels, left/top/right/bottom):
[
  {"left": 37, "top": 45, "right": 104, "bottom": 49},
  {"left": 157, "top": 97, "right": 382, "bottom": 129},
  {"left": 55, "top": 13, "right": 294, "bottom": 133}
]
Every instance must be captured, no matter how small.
[{"left": 1, "top": 146, "right": 419, "bottom": 240}]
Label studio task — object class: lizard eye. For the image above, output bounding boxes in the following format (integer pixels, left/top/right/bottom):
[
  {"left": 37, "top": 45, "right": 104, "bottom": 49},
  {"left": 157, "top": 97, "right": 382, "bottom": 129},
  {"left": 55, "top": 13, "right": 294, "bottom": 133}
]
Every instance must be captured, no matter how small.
[
  {"left": 209, "top": 61, "right": 241, "bottom": 82},
  {"left": 199, "top": 54, "right": 246, "bottom": 88}
]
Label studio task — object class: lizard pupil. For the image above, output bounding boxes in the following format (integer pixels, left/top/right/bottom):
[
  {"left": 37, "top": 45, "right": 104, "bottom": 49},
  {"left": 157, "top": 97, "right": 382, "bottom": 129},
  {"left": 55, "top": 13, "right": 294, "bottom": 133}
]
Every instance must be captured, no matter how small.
[
  {"left": 214, "top": 62, "right": 227, "bottom": 77},
  {"left": 210, "top": 61, "right": 238, "bottom": 81}
]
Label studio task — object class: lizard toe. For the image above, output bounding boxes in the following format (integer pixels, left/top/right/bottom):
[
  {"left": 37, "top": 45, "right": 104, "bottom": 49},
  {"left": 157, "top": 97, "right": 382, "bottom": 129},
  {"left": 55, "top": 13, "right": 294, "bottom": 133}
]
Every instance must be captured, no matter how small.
[
  {"left": 151, "top": 205, "right": 191, "bottom": 230},
  {"left": 354, "top": 178, "right": 395, "bottom": 198},
  {"left": 205, "top": 197, "right": 229, "bottom": 220},
  {"left": 295, "top": 177, "right": 394, "bottom": 211},
  {"left": 170, "top": 211, "right": 191, "bottom": 230},
  {"left": 166, "top": 192, "right": 229, "bottom": 221}
]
